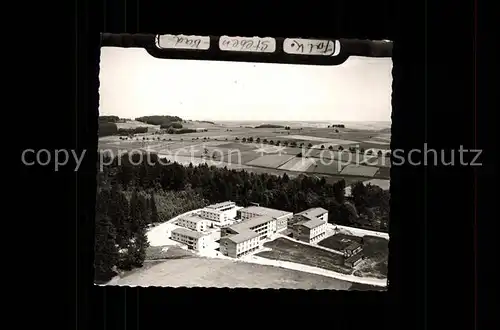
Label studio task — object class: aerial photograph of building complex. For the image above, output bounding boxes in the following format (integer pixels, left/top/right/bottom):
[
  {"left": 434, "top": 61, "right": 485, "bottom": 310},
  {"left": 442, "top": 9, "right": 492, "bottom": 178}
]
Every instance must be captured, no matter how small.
[{"left": 95, "top": 37, "right": 391, "bottom": 290}]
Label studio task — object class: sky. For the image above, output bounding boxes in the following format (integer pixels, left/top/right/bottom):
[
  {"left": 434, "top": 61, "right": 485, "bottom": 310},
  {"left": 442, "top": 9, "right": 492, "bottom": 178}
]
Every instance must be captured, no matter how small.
[{"left": 99, "top": 47, "right": 392, "bottom": 122}]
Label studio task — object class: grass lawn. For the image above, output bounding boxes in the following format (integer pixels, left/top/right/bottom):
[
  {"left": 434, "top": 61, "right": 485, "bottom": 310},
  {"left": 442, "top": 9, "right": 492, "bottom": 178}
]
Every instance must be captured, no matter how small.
[
  {"left": 256, "top": 238, "right": 352, "bottom": 274},
  {"left": 112, "top": 257, "right": 354, "bottom": 289}
]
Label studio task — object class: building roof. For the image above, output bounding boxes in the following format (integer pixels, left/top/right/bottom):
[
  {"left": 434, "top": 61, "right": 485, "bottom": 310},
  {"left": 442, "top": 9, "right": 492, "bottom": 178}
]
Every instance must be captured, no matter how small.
[
  {"left": 345, "top": 252, "right": 363, "bottom": 264},
  {"left": 297, "top": 207, "right": 328, "bottom": 219},
  {"left": 300, "top": 218, "right": 326, "bottom": 229},
  {"left": 206, "top": 201, "right": 235, "bottom": 209},
  {"left": 230, "top": 215, "right": 274, "bottom": 232},
  {"left": 225, "top": 230, "right": 259, "bottom": 244},
  {"left": 239, "top": 206, "right": 292, "bottom": 219},
  {"left": 172, "top": 227, "right": 204, "bottom": 239},
  {"left": 179, "top": 215, "right": 207, "bottom": 223},
  {"left": 346, "top": 241, "right": 362, "bottom": 251}
]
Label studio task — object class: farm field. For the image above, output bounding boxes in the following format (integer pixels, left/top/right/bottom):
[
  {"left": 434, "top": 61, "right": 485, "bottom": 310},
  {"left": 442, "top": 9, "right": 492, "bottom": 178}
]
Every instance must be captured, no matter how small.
[
  {"left": 112, "top": 256, "right": 353, "bottom": 289},
  {"left": 246, "top": 154, "right": 296, "bottom": 168},
  {"left": 256, "top": 238, "right": 352, "bottom": 274},
  {"left": 278, "top": 157, "right": 317, "bottom": 172},
  {"left": 306, "top": 160, "right": 346, "bottom": 175},
  {"left": 362, "top": 156, "right": 391, "bottom": 168},
  {"left": 99, "top": 121, "right": 392, "bottom": 184},
  {"left": 353, "top": 236, "right": 389, "bottom": 279},
  {"left": 340, "top": 164, "right": 380, "bottom": 177}
]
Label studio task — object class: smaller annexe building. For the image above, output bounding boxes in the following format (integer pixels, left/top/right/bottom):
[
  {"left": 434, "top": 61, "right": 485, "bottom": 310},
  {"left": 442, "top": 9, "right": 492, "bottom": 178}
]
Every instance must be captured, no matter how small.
[
  {"left": 199, "top": 201, "right": 237, "bottom": 224},
  {"left": 171, "top": 228, "right": 209, "bottom": 251},
  {"left": 175, "top": 215, "right": 208, "bottom": 232},
  {"left": 288, "top": 207, "right": 329, "bottom": 243},
  {"left": 237, "top": 206, "right": 293, "bottom": 232}
]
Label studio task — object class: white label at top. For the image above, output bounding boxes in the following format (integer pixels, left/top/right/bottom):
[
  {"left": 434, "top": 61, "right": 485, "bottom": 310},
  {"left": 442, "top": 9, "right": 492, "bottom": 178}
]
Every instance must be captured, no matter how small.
[
  {"left": 157, "top": 34, "right": 210, "bottom": 50},
  {"left": 219, "top": 36, "right": 276, "bottom": 53},
  {"left": 283, "top": 38, "right": 341, "bottom": 56}
]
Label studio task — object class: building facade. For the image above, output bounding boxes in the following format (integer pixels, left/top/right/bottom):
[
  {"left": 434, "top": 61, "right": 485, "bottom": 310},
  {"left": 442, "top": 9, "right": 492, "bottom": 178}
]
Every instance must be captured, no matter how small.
[
  {"left": 199, "top": 201, "right": 237, "bottom": 224},
  {"left": 176, "top": 215, "right": 207, "bottom": 232},
  {"left": 289, "top": 209, "right": 328, "bottom": 244},
  {"left": 171, "top": 227, "right": 209, "bottom": 251},
  {"left": 290, "top": 218, "right": 328, "bottom": 243},
  {"left": 344, "top": 253, "right": 363, "bottom": 267},
  {"left": 343, "top": 242, "right": 363, "bottom": 258},
  {"left": 220, "top": 215, "right": 277, "bottom": 258},
  {"left": 237, "top": 206, "right": 293, "bottom": 232}
]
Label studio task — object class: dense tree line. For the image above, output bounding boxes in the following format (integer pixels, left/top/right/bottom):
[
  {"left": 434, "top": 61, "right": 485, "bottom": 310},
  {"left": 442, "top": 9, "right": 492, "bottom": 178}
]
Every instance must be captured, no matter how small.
[
  {"left": 117, "top": 127, "right": 149, "bottom": 135},
  {"left": 136, "top": 115, "right": 183, "bottom": 126},
  {"left": 255, "top": 124, "right": 284, "bottom": 128},
  {"left": 95, "top": 152, "right": 389, "bottom": 281},
  {"left": 98, "top": 122, "right": 118, "bottom": 137},
  {"left": 99, "top": 115, "right": 120, "bottom": 123},
  {"left": 160, "top": 122, "right": 183, "bottom": 129}
]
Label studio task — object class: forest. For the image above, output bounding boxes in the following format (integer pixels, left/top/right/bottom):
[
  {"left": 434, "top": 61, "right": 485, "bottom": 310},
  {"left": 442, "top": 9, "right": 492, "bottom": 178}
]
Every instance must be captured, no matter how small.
[{"left": 95, "top": 151, "right": 390, "bottom": 283}]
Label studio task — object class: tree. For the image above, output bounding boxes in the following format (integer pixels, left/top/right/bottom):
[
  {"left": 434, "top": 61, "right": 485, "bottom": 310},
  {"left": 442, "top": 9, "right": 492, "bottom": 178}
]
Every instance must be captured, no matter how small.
[
  {"left": 150, "top": 193, "right": 159, "bottom": 223},
  {"left": 321, "top": 145, "right": 325, "bottom": 149},
  {"left": 242, "top": 137, "right": 247, "bottom": 142},
  {"left": 377, "top": 150, "right": 383, "bottom": 156},
  {"left": 338, "top": 146, "right": 344, "bottom": 151},
  {"left": 94, "top": 213, "right": 119, "bottom": 283},
  {"left": 235, "top": 137, "right": 239, "bottom": 141},
  {"left": 130, "top": 225, "right": 149, "bottom": 267},
  {"left": 328, "top": 145, "right": 334, "bottom": 150},
  {"left": 308, "top": 143, "right": 313, "bottom": 148},
  {"left": 256, "top": 137, "right": 261, "bottom": 143},
  {"left": 248, "top": 137, "right": 254, "bottom": 142}
]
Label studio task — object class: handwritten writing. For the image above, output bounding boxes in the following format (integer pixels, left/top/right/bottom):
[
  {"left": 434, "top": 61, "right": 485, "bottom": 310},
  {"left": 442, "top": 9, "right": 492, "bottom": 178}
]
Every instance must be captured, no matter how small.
[
  {"left": 157, "top": 34, "right": 210, "bottom": 50},
  {"left": 283, "top": 39, "right": 341, "bottom": 56},
  {"left": 219, "top": 36, "right": 276, "bottom": 53}
]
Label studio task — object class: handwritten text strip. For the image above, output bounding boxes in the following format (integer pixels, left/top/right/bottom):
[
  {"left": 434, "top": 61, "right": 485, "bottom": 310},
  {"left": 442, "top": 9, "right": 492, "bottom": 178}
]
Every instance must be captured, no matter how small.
[
  {"left": 283, "top": 39, "right": 341, "bottom": 56},
  {"left": 219, "top": 36, "right": 276, "bottom": 53},
  {"left": 157, "top": 34, "right": 210, "bottom": 50}
]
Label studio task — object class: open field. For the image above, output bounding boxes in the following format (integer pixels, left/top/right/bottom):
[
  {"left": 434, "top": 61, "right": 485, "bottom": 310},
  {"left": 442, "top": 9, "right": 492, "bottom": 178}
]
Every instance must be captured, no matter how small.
[
  {"left": 111, "top": 257, "right": 354, "bottom": 289},
  {"left": 216, "top": 142, "right": 257, "bottom": 151},
  {"left": 362, "top": 156, "right": 391, "bottom": 168},
  {"left": 340, "top": 164, "right": 380, "bottom": 177},
  {"left": 306, "top": 160, "right": 346, "bottom": 175},
  {"left": 278, "top": 157, "right": 317, "bottom": 172},
  {"left": 353, "top": 236, "right": 389, "bottom": 279},
  {"left": 256, "top": 238, "right": 352, "bottom": 274},
  {"left": 99, "top": 122, "right": 391, "bottom": 184},
  {"left": 246, "top": 154, "right": 296, "bottom": 168}
]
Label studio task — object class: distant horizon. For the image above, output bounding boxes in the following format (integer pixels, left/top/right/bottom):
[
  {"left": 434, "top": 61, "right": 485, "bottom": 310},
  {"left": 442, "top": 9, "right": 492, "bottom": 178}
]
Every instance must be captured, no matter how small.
[{"left": 99, "top": 48, "right": 392, "bottom": 122}]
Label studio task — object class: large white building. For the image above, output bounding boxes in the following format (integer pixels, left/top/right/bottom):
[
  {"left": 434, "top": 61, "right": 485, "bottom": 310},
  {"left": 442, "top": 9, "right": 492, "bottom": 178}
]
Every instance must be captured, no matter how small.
[
  {"left": 175, "top": 215, "right": 208, "bottom": 232},
  {"left": 289, "top": 207, "right": 328, "bottom": 243},
  {"left": 171, "top": 227, "right": 209, "bottom": 251},
  {"left": 220, "top": 215, "right": 278, "bottom": 258},
  {"left": 199, "top": 201, "right": 237, "bottom": 224},
  {"left": 237, "top": 206, "right": 293, "bottom": 232}
]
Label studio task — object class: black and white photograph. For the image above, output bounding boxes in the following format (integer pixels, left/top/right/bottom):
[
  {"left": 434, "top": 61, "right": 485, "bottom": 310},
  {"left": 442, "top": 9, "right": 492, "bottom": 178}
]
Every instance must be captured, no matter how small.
[{"left": 95, "top": 35, "right": 392, "bottom": 290}]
